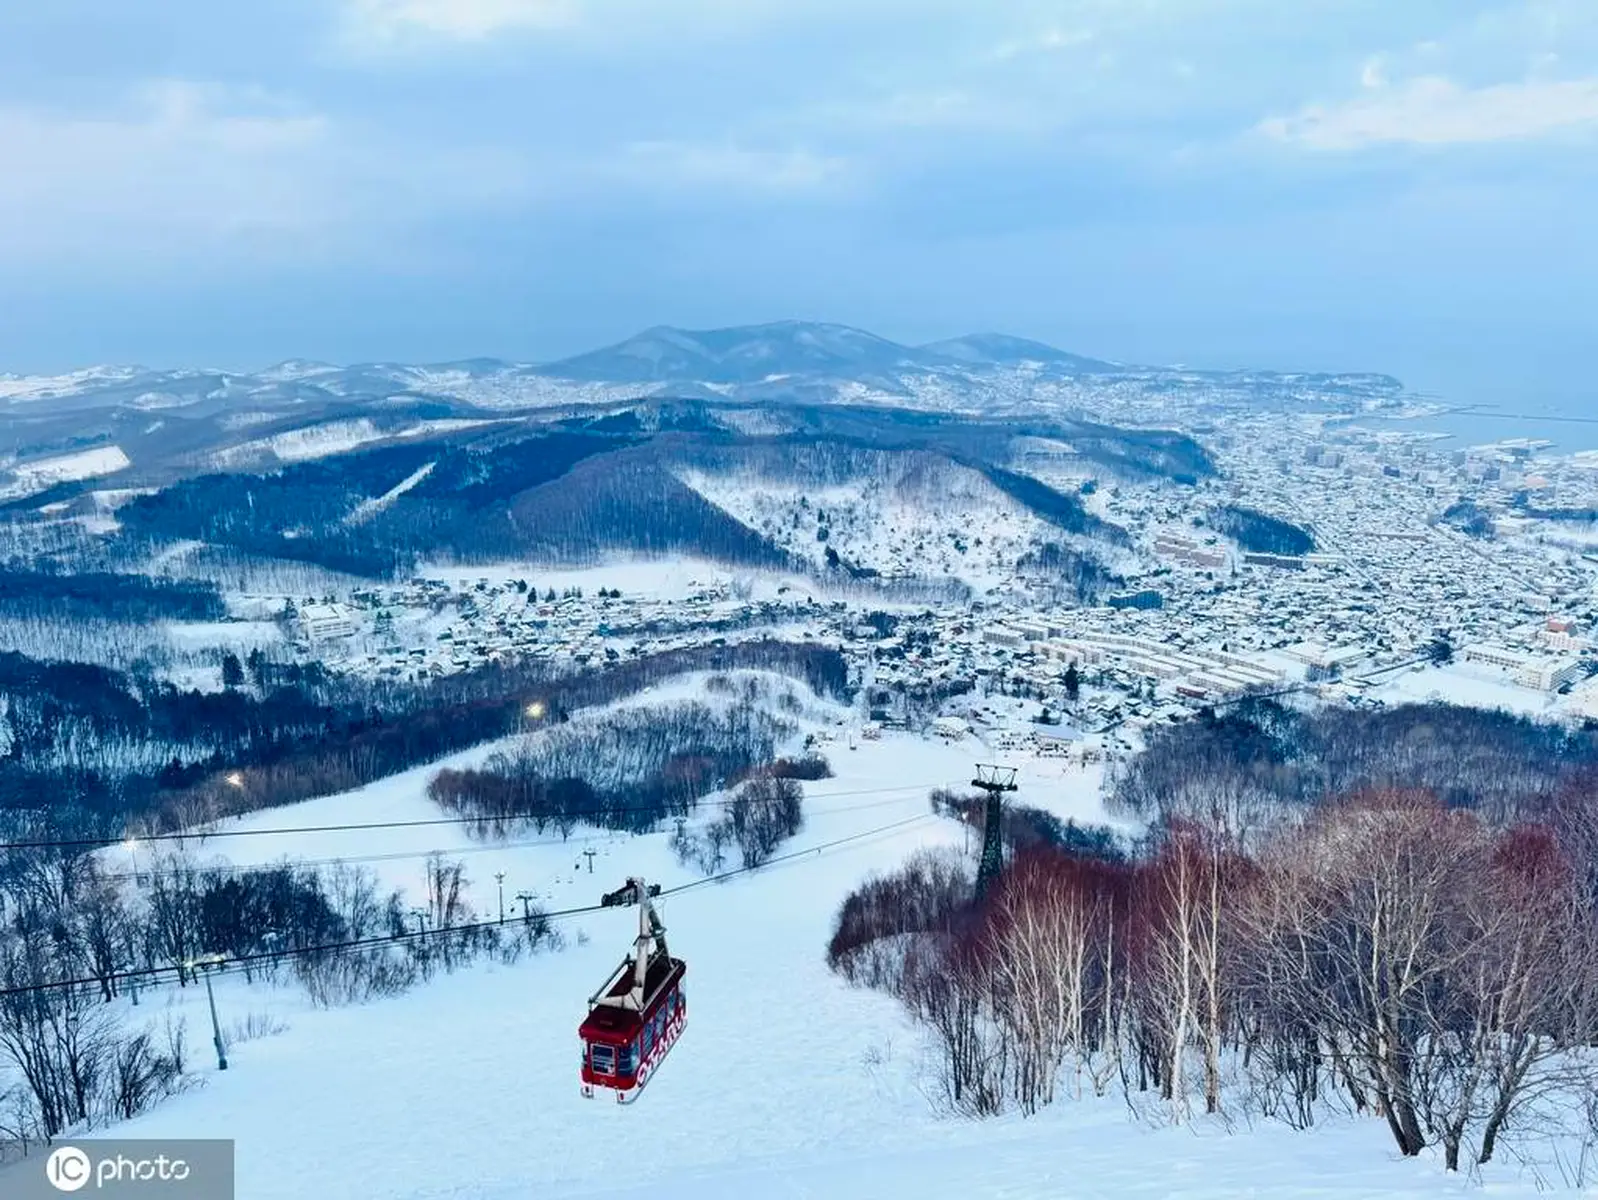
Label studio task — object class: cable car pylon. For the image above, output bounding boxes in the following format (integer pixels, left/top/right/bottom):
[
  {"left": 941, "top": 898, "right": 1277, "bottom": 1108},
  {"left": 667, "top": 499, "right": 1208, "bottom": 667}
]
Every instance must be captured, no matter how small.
[
  {"left": 578, "top": 876, "right": 687, "bottom": 1104},
  {"left": 971, "top": 764, "right": 1017, "bottom": 898}
]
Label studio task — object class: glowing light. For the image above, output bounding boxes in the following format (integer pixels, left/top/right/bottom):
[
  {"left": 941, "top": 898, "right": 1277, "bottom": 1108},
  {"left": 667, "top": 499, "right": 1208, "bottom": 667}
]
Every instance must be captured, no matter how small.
[
  {"left": 524, "top": 701, "right": 547, "bottom": 720},
  {"left": 225, "top": 771, "right": 245, "bottom": 788}
]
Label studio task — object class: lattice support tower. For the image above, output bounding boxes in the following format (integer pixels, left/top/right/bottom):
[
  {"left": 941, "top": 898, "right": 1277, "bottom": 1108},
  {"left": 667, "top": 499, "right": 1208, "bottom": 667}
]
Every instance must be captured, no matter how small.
[{"left": 971, "top": 764, "right": 1018, "bottom": 897}]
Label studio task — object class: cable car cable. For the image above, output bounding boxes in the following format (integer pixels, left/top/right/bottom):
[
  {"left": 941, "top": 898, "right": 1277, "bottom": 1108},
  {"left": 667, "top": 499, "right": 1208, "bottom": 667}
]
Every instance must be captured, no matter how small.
[
  {"left": 0, "top": 782, "right": 949, "bottom": 852},
  {"left": 88, "top": 792, "right": 935, "bottom": 884},
  {"left": 0, "top": 812, "right": 942, "bottom": 999}
]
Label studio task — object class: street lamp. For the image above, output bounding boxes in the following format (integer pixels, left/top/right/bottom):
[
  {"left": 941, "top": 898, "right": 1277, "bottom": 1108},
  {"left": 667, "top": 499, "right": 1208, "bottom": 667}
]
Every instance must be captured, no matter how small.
[
  {"left": 186, "top": 954, "right": 229, "bottom": 1071},
  {"left": 124, "top": 837, "right": 141, "bottom": 888},
  {"left": 521, "top": 699, "right": 548, "bottom": 736}
]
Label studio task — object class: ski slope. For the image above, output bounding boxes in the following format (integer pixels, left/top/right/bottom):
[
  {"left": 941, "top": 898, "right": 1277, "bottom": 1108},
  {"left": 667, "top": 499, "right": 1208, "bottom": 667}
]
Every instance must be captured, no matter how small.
[{"left": 66, "top": 732, "right": 1574, "bottom": 1199}]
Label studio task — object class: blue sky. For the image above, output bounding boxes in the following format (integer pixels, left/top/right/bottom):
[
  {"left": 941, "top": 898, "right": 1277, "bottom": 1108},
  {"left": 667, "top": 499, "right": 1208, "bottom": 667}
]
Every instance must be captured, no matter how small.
[{"left": 0, "top": 1, "right": 1594, "bottom": 400}]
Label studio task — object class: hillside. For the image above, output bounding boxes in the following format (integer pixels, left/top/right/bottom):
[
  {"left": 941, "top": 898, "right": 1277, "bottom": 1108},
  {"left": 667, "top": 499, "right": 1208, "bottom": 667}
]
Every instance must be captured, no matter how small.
[
  {"left": 0, "top": 322, "right": 1406, "bottom": 477},
  {"left": 5, "top": 398, "right": 1200, "bottom": 600},
  {"left": 3, "top": 716, "right": 1565, "bottom": 1200}
]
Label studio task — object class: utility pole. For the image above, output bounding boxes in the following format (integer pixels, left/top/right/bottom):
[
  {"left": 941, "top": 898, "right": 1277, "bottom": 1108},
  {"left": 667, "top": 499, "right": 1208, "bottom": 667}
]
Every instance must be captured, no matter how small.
[
  {"left": 189, "top": 955, "right": 228, "bottom": 1071},
  {"left": 410, "top": 906, "right": 428, "bottom": 936},
  {"left": 495, "top": 872, "right": 506, "bottom": 924},
  {"left": 971, "top": 764, "right": 1018, "bottom": 898},
  {"left": 515, "top": 891, "right": 535, "bottom": 923},
  {"left": 583, "top": 849, "right": 596, "bottom": 874}
]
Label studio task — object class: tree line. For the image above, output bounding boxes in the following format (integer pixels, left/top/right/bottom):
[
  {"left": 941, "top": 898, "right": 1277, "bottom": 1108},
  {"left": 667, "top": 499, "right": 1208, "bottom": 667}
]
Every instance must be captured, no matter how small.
[
  {"left": 1108, "top": 698, "right": 1598, "bottom": 843},
  {"left": 0, "top": 639, "right": 849, "bottom": 856},
  {"left": 829, "top": 750, "right": 1598, "bottom": 1175},
  {"left": 671, "top": 766, "right": 821, "bottom": 875},
  {"left": 0, "top": 568, "right": 225, "bottom": 624},
  {"left": 1205, "top": 505, "right": 1315, "bottom": 556},
  {"left": 1015, "top": 542, "right": 1121, "bottom": 605},
  {"left": 426, "top": 698, "right": 799, "bottom": 836},
  {"left": 113, "top": 432, "right": 628, "bottom": 579},
  {"left": 0, "top": 846, "right": 554, "bottom": 1147}
]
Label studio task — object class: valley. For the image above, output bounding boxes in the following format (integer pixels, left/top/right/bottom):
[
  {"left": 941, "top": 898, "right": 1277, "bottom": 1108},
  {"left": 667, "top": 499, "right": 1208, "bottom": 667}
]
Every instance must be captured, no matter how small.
[{"left": 3, "top": 323, "right": 1598, "bottom": 1199}]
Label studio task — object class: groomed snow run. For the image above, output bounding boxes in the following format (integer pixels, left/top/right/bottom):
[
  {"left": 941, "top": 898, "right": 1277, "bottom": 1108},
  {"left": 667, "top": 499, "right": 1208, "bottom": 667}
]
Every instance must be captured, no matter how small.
[{"left": 66, "top": 732, "right": 1572, "bottom": 1199}]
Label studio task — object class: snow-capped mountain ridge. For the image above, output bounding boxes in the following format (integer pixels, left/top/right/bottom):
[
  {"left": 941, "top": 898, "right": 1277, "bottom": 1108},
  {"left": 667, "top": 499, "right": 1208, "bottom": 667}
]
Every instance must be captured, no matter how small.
[
  {"left": 0, "top": 321, "right": 1407, "bottom": 413},
  {"left": 0, "top": 323, "right": 1406, "bottom": 489}
]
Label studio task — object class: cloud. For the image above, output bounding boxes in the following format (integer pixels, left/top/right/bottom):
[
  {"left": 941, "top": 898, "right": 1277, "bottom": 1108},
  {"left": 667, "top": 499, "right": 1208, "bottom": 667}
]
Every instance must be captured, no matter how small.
[
  {"left": 1261, "top": 75, "right": 1598, "bottom": 150},
  {"left": 343, "top": 0, "right": 575, "bottom": 43},
  {"left": 611, "top": 141, "right": 849, "bottom": 193},
  {"left": 0, "top": 81, "right": 532, "bottom": 267},
  {"left": 803, "top": 89, "right": 1045, "bottom": 136},
  {"left": 337, "top": 0, "right": 938, "bottom": 49},
  {"left": 990, "top": 26, "right": 1094, "bottom": 61},
  {"left": 0, "top": 82, "right": 332, "bottom": 247}
]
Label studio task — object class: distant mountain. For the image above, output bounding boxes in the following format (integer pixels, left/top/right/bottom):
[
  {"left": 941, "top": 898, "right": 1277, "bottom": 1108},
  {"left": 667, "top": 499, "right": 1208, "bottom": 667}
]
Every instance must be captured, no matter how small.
[
  {"left": 538, "top": 321, "right": 933, "bottom": 385},
  {"left": 540, "top": 322, "right": 1140, "bottom": 387},
  {"left": 917, "top": 333, "right": 1119, "bottom": 373},
  {"left": 0, "top": 321, "right": 1410, "bottom": 484}
]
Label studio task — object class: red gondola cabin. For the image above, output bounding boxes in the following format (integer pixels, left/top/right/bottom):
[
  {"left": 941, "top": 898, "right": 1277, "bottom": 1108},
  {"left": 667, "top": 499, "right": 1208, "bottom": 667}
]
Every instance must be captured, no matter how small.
[{"left": 579, "top": 877, "right": 687, "bottom": 1103}]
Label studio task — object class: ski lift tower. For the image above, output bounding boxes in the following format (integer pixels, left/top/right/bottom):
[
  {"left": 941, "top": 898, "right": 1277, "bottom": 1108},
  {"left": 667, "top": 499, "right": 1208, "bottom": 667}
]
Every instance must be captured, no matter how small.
[{"left": 971, "top": 764, "right": 1018, "bottom": 897}]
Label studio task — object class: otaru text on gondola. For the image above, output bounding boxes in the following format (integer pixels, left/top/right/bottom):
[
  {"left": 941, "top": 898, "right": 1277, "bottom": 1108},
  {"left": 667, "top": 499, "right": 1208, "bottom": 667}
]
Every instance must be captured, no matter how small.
[{"left": 578, "top": 877, "right": 687, "bottom": 1103}]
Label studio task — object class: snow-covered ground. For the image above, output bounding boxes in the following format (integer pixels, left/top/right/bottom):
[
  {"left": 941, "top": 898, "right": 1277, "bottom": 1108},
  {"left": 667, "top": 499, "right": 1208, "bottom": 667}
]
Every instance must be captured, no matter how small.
[
  {"left": 24, "top": 717, "right": 1570, "bottom": 1199},
  {"left": 162, "top": 620, "right": 284, "bottom": 654},
  {"left": 216, "top": 419, "right": 388, "bottom": 465},
  {"left": 676, "top": 463, "right": 1047, "bottom": 591},
  {"left": 0, "top": 366, "right": 141, "bottom": 402},
  {"left": 1370, "top": 662, "right": 1565, "bottom": 717},
  {"left": 414, "top": 557, "right": 824, "bottom": 604},
  {"left": 0, "top": 444, "right": 132, "bottom": 499},
  {"left": 213, "top": 418, "right": 500, "bottom": 468},
  {"left": 348, "top": 462, "right": 438, "bottom": 525}
]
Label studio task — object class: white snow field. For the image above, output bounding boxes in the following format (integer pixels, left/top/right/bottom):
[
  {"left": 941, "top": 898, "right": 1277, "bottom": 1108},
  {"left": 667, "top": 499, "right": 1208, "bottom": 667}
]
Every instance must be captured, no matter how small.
[
  {"left": 0, "top": 444, "right": 132, "bottom": 499},
  {"left": 414, "top": 556, "right": 827, "bottom": 605},
  {"left": 47, "top": 732, "right": 1575, "bottom": 1199}
]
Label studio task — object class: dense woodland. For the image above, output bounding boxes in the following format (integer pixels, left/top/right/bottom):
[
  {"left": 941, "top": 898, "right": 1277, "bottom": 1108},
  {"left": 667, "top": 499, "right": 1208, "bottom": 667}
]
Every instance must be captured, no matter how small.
[
  {"left": 90, "top": 408, "right": 1209, "bottom": 584},
  {"left": 426, "top": 690, "right": 801, "bottom": 836},
  {"left": 1206, "top": 505, "right": 1316, "bottom": 556},
  {"left": 1441, "top": 498, "right": 1496, "bottom": 539},
  {"left": 1015, "top": 542, "right": 1122, "bottom": 605},
  {"left": 0, "top": 569, "right": 225, "bottom": 624},
  {"left": 0, "top": 639, "right": 849, "bottom": 853},
  {"left": 982, "top": 468, "right": 1131, "bottom": 546},
  {"left": 114, "top": 433, "right": 635, "bottom": 577},
  {"left": 1108, "top": 699, "right": 1598, "bottom": 838},
  {"left": 508, "top": 453, "right": 795, "bottom": 569},
  {"left": 830, "top": 702, "right": 1598, "bottom": 1174}
]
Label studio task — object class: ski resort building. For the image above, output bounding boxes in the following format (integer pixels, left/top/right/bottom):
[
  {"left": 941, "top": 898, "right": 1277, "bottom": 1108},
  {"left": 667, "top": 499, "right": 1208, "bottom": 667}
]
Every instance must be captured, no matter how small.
[
  {"left": 1461, "top": 643, "right": 1585, "bottom": 692},
  {"left": 297, "top": 602, "right": 356, "bottom": 642}
]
